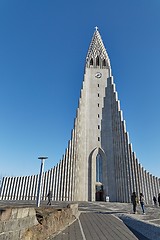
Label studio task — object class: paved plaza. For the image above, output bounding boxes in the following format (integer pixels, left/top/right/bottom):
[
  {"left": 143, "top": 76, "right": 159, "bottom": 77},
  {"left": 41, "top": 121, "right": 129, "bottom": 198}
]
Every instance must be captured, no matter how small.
[
  {"left": 1, "top": 200, "right": 160, "bottom": 239},
  {"left": 49, "top": 202, "right": 160, "bottom": 240},
  {"left": 51, "top": 212, "right": 140, "bottom": 240}
]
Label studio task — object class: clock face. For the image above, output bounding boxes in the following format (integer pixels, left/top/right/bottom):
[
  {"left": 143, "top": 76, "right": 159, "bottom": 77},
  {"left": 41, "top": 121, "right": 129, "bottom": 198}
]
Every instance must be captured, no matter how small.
[{"left": 95, "top": 72, "right": 102, "bottom": 78}]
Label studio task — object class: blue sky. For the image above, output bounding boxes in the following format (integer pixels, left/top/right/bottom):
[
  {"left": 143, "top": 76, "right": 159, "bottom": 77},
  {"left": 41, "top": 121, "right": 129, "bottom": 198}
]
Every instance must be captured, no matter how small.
[{"left": 0, "top": 0, "right": 160, "bottom": 178}]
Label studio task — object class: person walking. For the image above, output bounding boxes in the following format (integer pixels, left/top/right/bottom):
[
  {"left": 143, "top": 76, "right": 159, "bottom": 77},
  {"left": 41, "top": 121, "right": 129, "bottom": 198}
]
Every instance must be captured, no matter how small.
[
  {"left": 131, "top": 192, "right": 138, "bottom": 214},
  {"left": 140, "top": 193, "right": 145, "bottom": 214},
  {"left": 153, "top": 196, "right": 157, "bottom": 206},
  {"left": 47, "top": 190, "right": 52, "bottom": 205},
  {"left": 158, "top": 193, "right": 160, "bottom": 207}
]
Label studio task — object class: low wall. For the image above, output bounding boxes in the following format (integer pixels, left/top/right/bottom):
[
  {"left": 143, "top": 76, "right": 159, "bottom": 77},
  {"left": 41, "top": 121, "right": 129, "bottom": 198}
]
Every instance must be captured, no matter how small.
[
  {"left": 0, "top": 203, "right": 79, "bottom": 240},
  {"left": 0, "top": 207, "right": 38, "bottom": 240},
  {"left": 118, "top": 214, "right": 160, "bottom": 240}
]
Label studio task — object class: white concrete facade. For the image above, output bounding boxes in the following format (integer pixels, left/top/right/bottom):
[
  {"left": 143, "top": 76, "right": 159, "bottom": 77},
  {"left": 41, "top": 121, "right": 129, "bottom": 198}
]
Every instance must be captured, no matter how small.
[{"left": 0, "top": 29, "right": 160, "bottom": 203}]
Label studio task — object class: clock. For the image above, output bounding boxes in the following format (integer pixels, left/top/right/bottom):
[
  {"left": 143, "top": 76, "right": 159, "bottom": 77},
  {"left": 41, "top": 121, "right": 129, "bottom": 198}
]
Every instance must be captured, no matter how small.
[{"left": 95, "top": 72, "right": 102, "bottom": 78}]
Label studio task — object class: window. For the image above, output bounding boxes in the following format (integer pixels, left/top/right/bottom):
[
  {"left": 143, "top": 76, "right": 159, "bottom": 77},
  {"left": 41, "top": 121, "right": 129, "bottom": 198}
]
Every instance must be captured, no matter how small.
[
  {"left": 102, "top": 59, "right": 106, "bottom": 66},
  {"left": 98, "top": 84, "right": 99, "bottom": 87},
  {"left": 98, "top": 125, "right": 100, "bottom": 129},
  {"left": 96, "top": 153, "right": 102, "bottom": 182},
  {"left": 98, "top": 93, "right": 99, "bottom": 97},
  {"left": 90, "top": 58, "right": 93, "bottom": 66},
  {"left": 98, "top": 137, "right": 100, "bottom": 141},
  {"left": 98, "top": 114, "right": 100, "bottom": 118},
  {"left": 96, "top": 56, "right": 99, "bottom": 66},
  {"left": 98, "top": 103, "right": 99, "bottom": 107}
]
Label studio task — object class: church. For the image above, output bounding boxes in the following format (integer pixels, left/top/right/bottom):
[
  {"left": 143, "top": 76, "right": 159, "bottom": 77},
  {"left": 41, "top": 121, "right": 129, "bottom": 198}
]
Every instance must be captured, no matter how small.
[{"left": 0, "top": 28, "right": 160, "bottom": 203}]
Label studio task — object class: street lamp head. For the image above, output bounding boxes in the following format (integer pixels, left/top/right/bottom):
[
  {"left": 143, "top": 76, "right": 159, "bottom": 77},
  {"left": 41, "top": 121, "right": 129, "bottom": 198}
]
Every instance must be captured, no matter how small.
[{"left": 38, "top": 156, "right": 48, "bottom": 160}]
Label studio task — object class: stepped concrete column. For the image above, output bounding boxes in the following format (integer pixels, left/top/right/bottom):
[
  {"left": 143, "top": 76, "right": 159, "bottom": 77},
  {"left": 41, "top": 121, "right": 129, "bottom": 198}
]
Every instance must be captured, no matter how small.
[{"left": 60, "top": 157, "right": 65, "bottom": 201}]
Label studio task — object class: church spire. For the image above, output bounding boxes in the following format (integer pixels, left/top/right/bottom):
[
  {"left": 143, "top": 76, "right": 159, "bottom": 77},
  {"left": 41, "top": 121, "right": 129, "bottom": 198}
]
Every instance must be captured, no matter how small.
[{"left": 86, "top": 27, "right": 111, "bottom": 69}]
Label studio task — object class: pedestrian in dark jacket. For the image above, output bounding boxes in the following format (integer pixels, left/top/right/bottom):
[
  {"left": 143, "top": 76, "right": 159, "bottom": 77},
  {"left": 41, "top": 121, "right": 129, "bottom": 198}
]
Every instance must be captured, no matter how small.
[
  {"left": 153, "top": 196, "right": 157, "bottom": 206},
  {"left": 131, "top": 192, "right": 138, "bottom": 214},
  {"left": 47, "top": 190, "right": 52, "bottom": 205},
  {"left": 158, "top": 193, "right": 160, "bottom": 207}
]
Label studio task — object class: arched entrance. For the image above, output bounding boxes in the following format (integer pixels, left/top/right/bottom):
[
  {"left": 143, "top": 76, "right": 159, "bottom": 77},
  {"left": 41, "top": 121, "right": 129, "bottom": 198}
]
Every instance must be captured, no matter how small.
[{"left": 88, "top": 147, "right": 107, "bottom": 201}]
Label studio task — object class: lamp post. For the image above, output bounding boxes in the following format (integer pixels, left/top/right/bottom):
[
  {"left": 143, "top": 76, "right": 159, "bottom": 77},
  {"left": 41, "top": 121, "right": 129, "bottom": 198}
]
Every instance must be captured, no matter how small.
[{"left": 36, "top": 156, "right": 48, "bottom": 207}]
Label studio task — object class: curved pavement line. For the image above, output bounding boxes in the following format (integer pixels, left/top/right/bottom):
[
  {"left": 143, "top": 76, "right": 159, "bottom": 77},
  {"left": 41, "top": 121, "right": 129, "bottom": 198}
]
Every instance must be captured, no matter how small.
[{"left": 78, "top": 217, "right": 87, "bottom": 240}]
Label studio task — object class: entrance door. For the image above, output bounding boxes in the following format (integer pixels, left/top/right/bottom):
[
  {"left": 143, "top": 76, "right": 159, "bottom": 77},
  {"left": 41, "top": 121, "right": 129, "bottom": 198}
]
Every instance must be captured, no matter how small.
[
  {"left": 95, "top": 184, "right": 103, "bottom": 201},
  {"left": 96, "top": 153, "right": 103, "bottom": 201}
]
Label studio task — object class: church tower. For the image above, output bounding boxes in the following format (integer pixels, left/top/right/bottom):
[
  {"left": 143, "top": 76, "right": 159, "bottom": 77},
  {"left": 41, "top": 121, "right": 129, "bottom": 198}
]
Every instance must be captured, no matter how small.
[
  {"left": 73, "top": 27, "right": 112, "bottom": 201},
  {"left": 1, "top": 28, "right": 160, "bottom": 203}
]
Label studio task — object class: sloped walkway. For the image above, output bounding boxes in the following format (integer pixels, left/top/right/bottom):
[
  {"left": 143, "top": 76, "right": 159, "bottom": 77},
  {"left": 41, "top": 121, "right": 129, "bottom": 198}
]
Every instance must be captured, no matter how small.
[
  {"left": 49, "top": 201, "right": 160, "bottom": 240},
  {"left": 52, "top": 212, "right": 138, "bottom": 240}
]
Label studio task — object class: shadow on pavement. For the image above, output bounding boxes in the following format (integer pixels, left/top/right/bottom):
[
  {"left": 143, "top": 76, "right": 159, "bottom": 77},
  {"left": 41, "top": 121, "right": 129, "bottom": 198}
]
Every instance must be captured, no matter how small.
[{"left": 127, "top": 226, "right": 151, "bottom": 240}]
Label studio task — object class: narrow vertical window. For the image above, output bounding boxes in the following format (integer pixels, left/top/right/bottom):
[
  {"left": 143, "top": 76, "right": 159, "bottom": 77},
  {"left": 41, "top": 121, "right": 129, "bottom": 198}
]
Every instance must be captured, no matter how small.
[
  {"left": 98, "top": 103, "right": 99, "bottom": 107},
  {"left": 102, "top": 59, "right": 106, "bottom": 66},
  {"left": 90, "top": 58, "right": 93, "bottom": 66},
  {"left": 98, "top": 125, "right": 100, "bottom": 129},
  {"left": 98, "top": 84, "right": 99, "bottom": 87},
  {"left": 96, "top": 153, "right": 102, "bottom": 182},
  {"left": 96, "top": 56, "right": 99, "bottom": 66},
  {"left": 98, "top": 93, "right": 99, "bottom": 97}
]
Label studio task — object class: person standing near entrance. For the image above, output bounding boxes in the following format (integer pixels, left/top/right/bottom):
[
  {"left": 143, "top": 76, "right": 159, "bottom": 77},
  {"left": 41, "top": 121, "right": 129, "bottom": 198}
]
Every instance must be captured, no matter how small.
[
  {"left": 131, "top": 192, "right": 138, "bottom": 214},
  {"left": 140, "top": 193, "right": 145, "bottom": 214},
  {"left": 153, "top": 196, "right": 157, "bottom": 206},
  {"left": 158, "top": 193, "right": 160, "bottom": 206}
]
